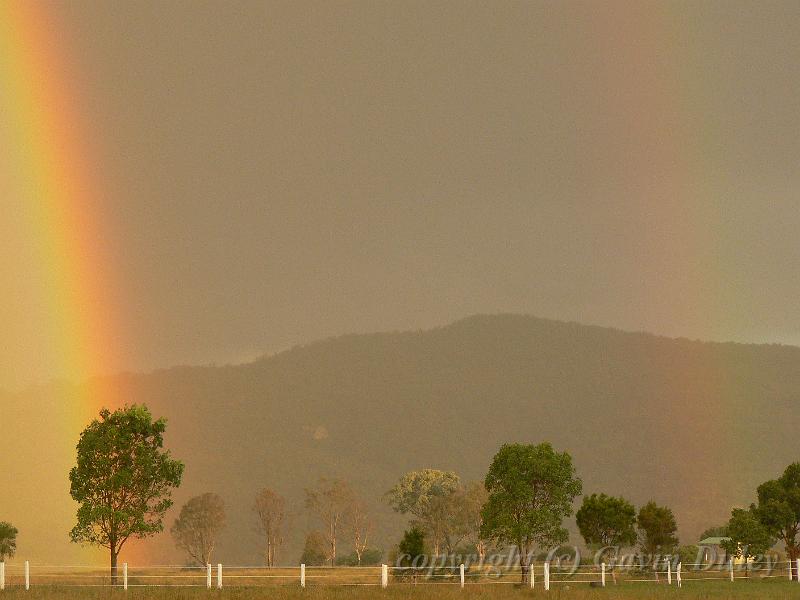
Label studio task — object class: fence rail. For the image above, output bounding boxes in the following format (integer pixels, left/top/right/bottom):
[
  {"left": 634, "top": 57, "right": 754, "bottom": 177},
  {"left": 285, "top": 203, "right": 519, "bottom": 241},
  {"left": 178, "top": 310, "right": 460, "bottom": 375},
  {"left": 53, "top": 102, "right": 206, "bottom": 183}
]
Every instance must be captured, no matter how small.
[{"left": 0, "top": 559, "right": 798, "bottom": 591}]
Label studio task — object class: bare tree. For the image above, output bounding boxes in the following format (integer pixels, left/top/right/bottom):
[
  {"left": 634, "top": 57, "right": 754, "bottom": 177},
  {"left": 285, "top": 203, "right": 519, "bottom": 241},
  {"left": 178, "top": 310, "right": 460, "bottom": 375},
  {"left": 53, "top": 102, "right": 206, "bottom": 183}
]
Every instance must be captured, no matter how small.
[
  {"left": 460, "top": 482, "right": 489, "bottom": 559},
  {"left": 171, "top": 493, "right": 226, "bottom": 566},
  {"left": 345, "top": 496, "right": 374, "bottom": 565},
  {"left": 253, "top": 488, "right": 286, "bottom": 567},
  {"left": 305, "top": 478, "right": 354, "bottom": 566}
]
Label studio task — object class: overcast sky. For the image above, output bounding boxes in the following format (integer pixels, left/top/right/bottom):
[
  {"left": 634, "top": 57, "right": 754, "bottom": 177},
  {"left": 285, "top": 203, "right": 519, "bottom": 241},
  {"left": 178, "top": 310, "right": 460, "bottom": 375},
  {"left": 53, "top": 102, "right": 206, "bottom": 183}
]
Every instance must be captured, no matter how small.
[{"left": 2, "top": 1, "right": 799, "bottom": 389}]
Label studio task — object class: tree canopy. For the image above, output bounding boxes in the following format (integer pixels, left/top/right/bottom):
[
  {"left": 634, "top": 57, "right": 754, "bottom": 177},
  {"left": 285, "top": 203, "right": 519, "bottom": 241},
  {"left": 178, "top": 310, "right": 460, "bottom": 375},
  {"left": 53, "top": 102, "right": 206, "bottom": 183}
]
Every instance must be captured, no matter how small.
[
  {"left": 397, "top": 526, "right": 426, "bottom": 565},
  {"left": 171, "top": 492, "right": 226, "bottom": 566},
  {"left": 721, "top": 508, "right": 775, "bottom": 563},
  {"left": 385, "top": 469, "right": 461, "bottom": 555},
  {"left": 752, "top": 462, "right": 800, "bottom": 579},
  {"left": 480, "top": 442, "right": 582, "bottom": 582},
  {"left": 69, "top": 405, "right": 184, "bottom": 576},
  {"left": 576, "top": 493, "right": 637, "bottom": 554},
  {"left": 636, "top": 501, "right": 678, "bottom": 555},
  {"left": 0, "top": 521, "right": 17, "bottom": 561}
]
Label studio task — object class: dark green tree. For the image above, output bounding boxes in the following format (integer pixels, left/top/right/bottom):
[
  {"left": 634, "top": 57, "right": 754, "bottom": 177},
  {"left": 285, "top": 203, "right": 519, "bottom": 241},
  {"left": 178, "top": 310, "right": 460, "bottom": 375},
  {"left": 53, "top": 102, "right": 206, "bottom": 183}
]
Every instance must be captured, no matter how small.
[
  {"left": 576, "top": 493, "right": 636, "bottom": 582},
  {"left": 0, "top": 521, "right": 18, "bottom": 561},
  {"left": 69, "top": 405, "right": 184, "bottom": 582},
  {"left": 752, "top": 463, "right": 800, "bottom": 580},
  {"left": 398, "top": 526, "right": 426, "bottom": 564},
  {"left": 637, "top": 501, "right": 678, "bottom": 555},
  {"left": 721, "top": 508, "right": 775, "bottom": 574},
  {"left": 576, "top": 493, "right": 637, "bottom": 551},
  {"left": 397, "top": 526, "right": 426, "bottom": 582},
  {"left": 480, "top": 442, "right": 582, "bottom": 583}
]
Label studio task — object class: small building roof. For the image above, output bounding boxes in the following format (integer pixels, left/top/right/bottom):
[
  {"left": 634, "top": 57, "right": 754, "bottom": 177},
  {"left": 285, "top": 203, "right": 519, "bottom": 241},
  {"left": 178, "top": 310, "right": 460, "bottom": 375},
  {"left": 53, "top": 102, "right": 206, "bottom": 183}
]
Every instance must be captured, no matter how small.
[{"left": 698, "top": 536, "right": 731, "bottom": 546}]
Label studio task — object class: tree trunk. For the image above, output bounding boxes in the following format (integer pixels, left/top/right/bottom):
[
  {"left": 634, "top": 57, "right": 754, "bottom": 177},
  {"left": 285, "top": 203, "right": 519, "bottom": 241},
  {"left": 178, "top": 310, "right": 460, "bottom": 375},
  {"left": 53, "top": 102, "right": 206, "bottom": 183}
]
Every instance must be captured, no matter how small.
[
  {"left": 789, "top": 546, "right": 799, "bottom": 582},
  {"left": 110, "top": 548, "right": 118, "bottom": 587},
  {"left": 330, "top": 521, "right": 336, "bottom": 567},
  {"left": 519, "top": 551, "right": 529, "bottom": 584}
]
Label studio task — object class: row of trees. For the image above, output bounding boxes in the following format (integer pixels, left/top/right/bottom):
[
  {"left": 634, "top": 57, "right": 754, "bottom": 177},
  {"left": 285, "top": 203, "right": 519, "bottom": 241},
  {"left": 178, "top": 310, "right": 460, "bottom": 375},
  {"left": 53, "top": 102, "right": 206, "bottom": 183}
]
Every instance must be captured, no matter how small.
[
  {"left": 388, "top": 444, "right": 800, "bottom": 584},
  {"left": 66, "top": 405, "right": 381, "bottom": 572},
  {"left": 301, "top": 478, "right": 374, "bottom": 566},
  {"left": 63, "top": 405, "right": 800, "bottom": 583},
  {"left": 718, "top": 463, "right": 800, "bottom": 579},
  {"left": 170, "top": 480, "right": 378, "bottom": 568},
  {"left": 168, "top": 488, "right": 286, "bottom": 567}
]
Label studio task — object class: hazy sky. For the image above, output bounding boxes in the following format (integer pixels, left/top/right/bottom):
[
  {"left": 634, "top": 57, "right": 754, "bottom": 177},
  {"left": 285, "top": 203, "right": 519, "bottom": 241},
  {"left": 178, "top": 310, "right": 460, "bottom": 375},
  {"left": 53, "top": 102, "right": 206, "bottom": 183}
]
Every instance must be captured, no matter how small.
[{"left": 2, "top": 1, "right": 799, "bottom": 389}]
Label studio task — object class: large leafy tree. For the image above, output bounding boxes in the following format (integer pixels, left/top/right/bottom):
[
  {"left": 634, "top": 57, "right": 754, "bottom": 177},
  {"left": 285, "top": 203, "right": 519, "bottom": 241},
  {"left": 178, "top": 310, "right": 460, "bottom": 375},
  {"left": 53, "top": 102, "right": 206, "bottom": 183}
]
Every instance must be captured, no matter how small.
[
  {"left": 637, "top": 501, "right": 679, "bottom": 555},
  {"left": 385, "top": 469, "right": 461, "bottom": 555},
  {"left": 0, "top": 521, "right": 18, "bottom": 561},
  {"left": 576, "top": 492, "right": 636, "bottom": 579},
  {"left": 752, "top": 462, "right": 800, "bottom": 580},
  {"left": 171, "top": 492, "right": 226, "bottom": 566},
  {"left": 69, "top": 405, "right": 184, "bottom": 580},
  {"left": 721, "top": 508, "right": 775, "bottom": 570},
  {"left": 480, "top": 443, "right": 582, "bottom": 583}
]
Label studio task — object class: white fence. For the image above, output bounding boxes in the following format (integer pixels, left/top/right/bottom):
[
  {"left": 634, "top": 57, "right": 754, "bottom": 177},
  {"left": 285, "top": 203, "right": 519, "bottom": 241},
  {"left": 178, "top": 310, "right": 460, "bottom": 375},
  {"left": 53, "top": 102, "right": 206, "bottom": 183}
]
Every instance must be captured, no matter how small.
[{"left": 0, "top": 559, "right": 798, "bottom": 590}]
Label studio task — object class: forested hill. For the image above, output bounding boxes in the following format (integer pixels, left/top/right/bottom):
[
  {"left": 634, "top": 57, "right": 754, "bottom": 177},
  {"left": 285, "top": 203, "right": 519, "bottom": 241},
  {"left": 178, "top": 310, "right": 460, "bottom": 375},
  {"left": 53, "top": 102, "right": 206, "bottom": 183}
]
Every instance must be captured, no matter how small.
[{"left": 5, "top": 314, "right": 800, "bottom": 564}]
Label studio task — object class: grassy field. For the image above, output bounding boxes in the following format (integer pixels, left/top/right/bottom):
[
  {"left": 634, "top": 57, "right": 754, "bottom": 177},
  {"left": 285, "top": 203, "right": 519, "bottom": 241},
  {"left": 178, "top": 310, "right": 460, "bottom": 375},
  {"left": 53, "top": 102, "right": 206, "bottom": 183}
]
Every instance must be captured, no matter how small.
[{"left": 1, "top": 580, "right": 799, "bottom": 600}]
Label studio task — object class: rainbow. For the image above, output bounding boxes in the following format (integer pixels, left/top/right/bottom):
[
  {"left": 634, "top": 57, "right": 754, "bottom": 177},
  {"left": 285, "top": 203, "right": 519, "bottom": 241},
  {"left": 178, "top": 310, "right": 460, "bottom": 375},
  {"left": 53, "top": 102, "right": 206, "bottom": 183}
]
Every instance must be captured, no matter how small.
[
  {"left": 1, "top": 2, "right": 126, "bottom": 562},
  {"left": 0, "top": 1, "right": 119, "bottom": 408}
]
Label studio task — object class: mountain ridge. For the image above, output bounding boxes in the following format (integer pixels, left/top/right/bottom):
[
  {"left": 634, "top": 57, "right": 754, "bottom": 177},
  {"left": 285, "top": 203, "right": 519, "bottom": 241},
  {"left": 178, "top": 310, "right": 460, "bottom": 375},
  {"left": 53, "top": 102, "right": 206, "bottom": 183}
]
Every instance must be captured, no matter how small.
[{"left": 3, "top": 313, "right": 798, "bottom": 565}]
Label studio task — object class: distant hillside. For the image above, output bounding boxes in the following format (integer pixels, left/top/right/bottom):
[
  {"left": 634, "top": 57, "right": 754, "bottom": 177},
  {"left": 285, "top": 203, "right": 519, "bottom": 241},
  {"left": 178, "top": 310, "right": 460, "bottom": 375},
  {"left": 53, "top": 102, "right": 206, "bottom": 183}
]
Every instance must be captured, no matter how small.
[{"left": 4, "top": 314, "right": 799, "bottom": 564}]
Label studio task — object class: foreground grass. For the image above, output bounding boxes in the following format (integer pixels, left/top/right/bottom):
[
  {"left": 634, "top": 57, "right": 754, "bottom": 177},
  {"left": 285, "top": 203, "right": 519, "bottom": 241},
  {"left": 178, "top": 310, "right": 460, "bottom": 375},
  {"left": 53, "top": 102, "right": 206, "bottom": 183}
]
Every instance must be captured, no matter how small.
[{"left": 1, "top": 580, "right": 799, "bottom": 599}]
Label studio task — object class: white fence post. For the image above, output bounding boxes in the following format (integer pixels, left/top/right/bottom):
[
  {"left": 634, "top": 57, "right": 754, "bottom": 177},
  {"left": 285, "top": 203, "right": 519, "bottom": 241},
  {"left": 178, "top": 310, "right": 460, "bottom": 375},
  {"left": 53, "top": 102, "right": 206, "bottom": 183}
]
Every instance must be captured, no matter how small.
[
  {"left": 796, "top": 559, "right": 800, "bottom": 583},
  {"left": 381, "top": 564, "right": 388, "bottom": 588},
  {"left": 0, "top": 561, "right": 4, "bottom": 590},
  {"left": 300, "top": 564, "right": 305, "bottom": 588},
  {"left": 601, "top": 562, "right": 606, "bottom": 587},
  {"left": 123, "top": 563, "right": 128, "bottom": 590},
  {"left": 206, "top": 564, "right": 212, "bottom": 589},
  {"left": 677, "top": 562, "right": 682, "bottom": 588},
  {"left": 530, "top": 562, "right": 535, "bottom": 589},
  {"left": 667, "top": 559, "right": 672, "bottom": 585},
  {"left": 729, "top": 558, "right": 734, "bottom": 582},
  {"left": 459, "top": 563, "right": 464, "bottom": 588},
  {"left": 25, "top": 561, "right": 29, "bottom": 590},
  {"left": 544, "top": 561, "right": 550, "bottom": 591},
  {"left": 216, "top": 564, "right": 222, "bottom": 589}
]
